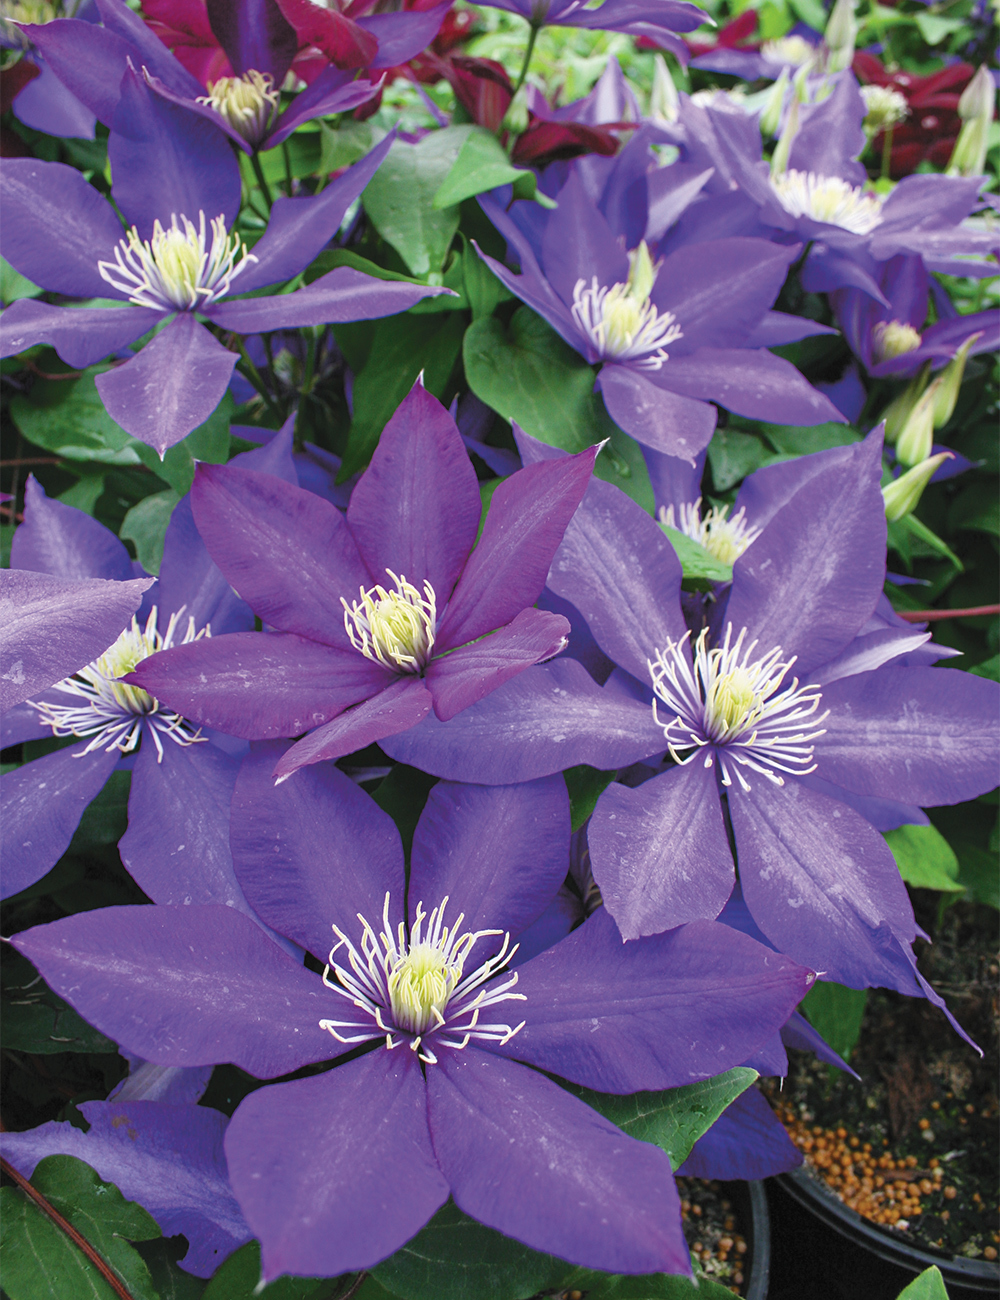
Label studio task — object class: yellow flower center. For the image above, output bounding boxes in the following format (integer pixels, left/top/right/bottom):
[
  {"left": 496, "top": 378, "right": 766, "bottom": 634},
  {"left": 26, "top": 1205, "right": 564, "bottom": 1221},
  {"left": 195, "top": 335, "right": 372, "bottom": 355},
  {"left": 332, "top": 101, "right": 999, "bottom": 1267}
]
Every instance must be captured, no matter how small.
[
  {"left": 197, "top": 70, "right": 279, "bottom": 146},
  {"left": 872, "top": 320, "right": 923, "bottom": 363},
  {"left": 341, "top": 570, "right": 437, "bottom": 673}
]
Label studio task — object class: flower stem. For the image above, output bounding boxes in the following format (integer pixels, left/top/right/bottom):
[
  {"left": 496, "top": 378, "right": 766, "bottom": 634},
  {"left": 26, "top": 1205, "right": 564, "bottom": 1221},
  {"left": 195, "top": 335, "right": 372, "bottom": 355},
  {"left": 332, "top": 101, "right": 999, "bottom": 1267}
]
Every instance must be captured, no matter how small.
[
  {"left": 512, "top": 22, "right": 540, "bottom": 96},
  {"left": 282, "top": 140, "right": 294, "bottom": 198},
  {"left": 236, "top": 338, "right": 283, "bottom": 421},
  {"left": 250, "top": 151, "right": 274, "bottom": 209},
  {"left": 880, "top": 125, "right": 893, "bottom": 181}
]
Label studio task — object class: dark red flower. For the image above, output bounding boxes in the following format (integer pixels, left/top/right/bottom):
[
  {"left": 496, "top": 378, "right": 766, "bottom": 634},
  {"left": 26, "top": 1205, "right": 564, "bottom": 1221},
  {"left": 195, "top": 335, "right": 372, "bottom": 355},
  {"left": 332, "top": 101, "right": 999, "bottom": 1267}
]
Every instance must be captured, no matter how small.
[{"left": 854, "top": 51, "right": 975, "bottom": 178}]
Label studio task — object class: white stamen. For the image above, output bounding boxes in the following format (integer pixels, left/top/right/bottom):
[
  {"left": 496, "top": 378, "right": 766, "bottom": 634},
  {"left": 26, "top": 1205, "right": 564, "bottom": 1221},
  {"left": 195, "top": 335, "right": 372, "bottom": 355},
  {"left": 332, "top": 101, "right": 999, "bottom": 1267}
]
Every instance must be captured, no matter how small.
[
  {"left": 769, "top": 169, "right": 884, "bottom": 235},
  {"left": 660, "top": 499, "right": 763, "bottom": 567},
  {"left": 98, "top": 211, "right": 256, "bottom": 311},
  {"left": 197, "top": 70, "right": 279, "bottom": 146},
  {"left": 648, "top": 625, "right": 828, "bottom": 791},
  {"left": 872, "top": 319, "right": 923, "bottom": 363},
  {"left": 571, "top": 241, "right": 682, "bottom": 370},
  {"left": 319, "top": 893, "right": 525, "bottom": 1065},
  {"left": 860, "top": 84, "right": 909, "bottom": 133},
  {"left": 761, "top": 35, "right": 819, "bottom": 68},
  {"left": 32, "top": 606, "right": 208, "bottom": 762},
  {"left": 342, "top": 570, "right": 436, "bottom": 673}
]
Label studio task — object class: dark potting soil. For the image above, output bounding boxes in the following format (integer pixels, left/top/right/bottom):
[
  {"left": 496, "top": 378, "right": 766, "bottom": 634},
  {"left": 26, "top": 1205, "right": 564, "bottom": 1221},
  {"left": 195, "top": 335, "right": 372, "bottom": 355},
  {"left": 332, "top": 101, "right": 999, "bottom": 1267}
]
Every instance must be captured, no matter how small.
[{"left": 763, "top": 899, "right": 999, "bottom": 1265}]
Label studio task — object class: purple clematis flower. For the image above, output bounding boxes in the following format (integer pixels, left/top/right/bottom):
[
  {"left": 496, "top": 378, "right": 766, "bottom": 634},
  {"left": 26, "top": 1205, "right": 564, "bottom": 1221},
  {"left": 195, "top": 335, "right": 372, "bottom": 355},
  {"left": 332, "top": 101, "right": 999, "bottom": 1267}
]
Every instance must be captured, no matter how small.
[
  {"left": 1, "top": 438, "right": 294, "bottom": 906},
  {"left": 1, "top": 1099, "right": 251, "bottom": 1277},
  {"left": 0, "top": 74, "right": 446, "bottom": 454},
  {"left": 688, "top": 24, "right": 821, "bottom": 81},
  {"left": 12, "top": 757, "right": 812, "bottom": 1280},
  {"left": 129, "top": 382, "right": 597, "bottom": 781},
  {"left": 0, "top": 566, "right": 151, "bottom": 714},
  {"left": 658, "top": 74, "right": 999, "bottom": 302},
  {"left": 19, "top": 0, "right": 383, "bottom": 155},
  {"left": 384, "top": 429, "right": 1000, "bottom": 1004},
  {"left": 831, "top": 252, "right": 1000, "bottom": 377},
  {"left": 474, "top": 0, "right": 707, "bottom": 64},
  {"left": 477, "top": 159, "right": 843, "bottom": 460}
]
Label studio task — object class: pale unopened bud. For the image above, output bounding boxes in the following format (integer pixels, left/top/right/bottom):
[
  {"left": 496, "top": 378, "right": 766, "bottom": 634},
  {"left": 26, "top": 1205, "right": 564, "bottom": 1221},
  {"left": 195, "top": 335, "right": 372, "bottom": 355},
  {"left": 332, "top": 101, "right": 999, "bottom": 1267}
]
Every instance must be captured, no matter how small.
[
  {"left": 933, "top": 331, "right": 982, "bottom": 428},
  {"left": 770, "top": 95, "right": 799, "bottom": 176},
  {"left": 947, "top": 66, "right": 995, "bottom": 176},
  {"left": 627, "top": 241, "right": 657, "bottom": 303},
  {"left": 883, "top": 452, "right": 952, "bottom": 521},
  {"left": 649, "top": 53, "right": 680, "bottom": 123},
  {"left": 824, "top": 0, "right": 857, "bottom": 73},
  {"left": 882, "top": 363, "right": 930, "bottom": 444},
  {"left": 895, "top": 381, "right": 939, "bottom": 468},
  {"left": 760, "top": 67, "right": 790, "bottom": 137}
]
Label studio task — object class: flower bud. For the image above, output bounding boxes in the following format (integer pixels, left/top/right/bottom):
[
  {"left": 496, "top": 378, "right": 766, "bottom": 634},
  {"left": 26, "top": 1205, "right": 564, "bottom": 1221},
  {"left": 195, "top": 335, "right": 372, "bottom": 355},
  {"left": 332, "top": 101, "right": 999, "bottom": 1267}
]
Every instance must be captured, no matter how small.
[
  {"left": 649, "top": 53, "right": 680, "bottom": 123},
  {"left": 860, "top": 85, "right": 909, "bottom": 136},
  {"left": 883, "top": 452, "right": 953, "bottom": 522},
  {"left": 759, "top": 67, "right": 790, "bottom": 137},
  {"left": 933, "top": 331, "right": 983, "bottom": 428},
  {"left": 770, "top": 95, "right": 800, "bottom": 177},
  {"left": 824, "top": 0, "right": 857, "bottom": 73},
  {"left": 882, "top": 363, "right": 930, "bottom": 444},
  {"left": 895, "top": 381, "right": 939, "bottom": 468},
  {"left": 947, "top": 66, "right": 995, "bottom": 176}
]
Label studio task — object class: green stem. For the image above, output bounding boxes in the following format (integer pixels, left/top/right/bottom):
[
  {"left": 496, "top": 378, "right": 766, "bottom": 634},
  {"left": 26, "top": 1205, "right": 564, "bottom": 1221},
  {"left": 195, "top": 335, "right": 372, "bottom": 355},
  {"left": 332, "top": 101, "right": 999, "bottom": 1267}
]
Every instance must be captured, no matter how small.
[
  {"left": 250, "top": 150, "right": 274, "bottom": 209},
  {"left": 282, "top": 140, "right": 294, "bottom": 198},
  {"left": 301, "top": 330, "right": 318, "bottom": 396},
  {"left": 880, "top": 125, "right": 894, "bottom": 181},
  {"left": 236, "top": 338, "right": 282, "bottom": 421},
  {"left": 511, "top": 21, "right": 540, "bottom": 97}
]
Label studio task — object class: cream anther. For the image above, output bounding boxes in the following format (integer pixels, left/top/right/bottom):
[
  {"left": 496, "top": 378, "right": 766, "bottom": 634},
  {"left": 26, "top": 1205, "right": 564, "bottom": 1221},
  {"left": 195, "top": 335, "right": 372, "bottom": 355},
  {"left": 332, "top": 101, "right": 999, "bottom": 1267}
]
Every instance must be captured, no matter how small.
[
  {"left": 319, "top": 893, "right": 525, "bottom": 1065},
  {"left": 342, "top": 570, "right": 437, "bottom": 673},
  {"left": 571, "top": 241, "right": 683, "bottom": 369},
  {"left": 660, "top": 499, "right": 763, "bottom": 566},
  {"left": 648, "top": 624, "right": 828, "bottom": 792},
  {"left": 769, "top": 169, "right": 884, "bottom": 235},
  {"left": 872, "top": 320, "right": 922, "bottom": 363},
  {"left": 197, "top": 70, "right": 279, "bottom": 146},
  {"left": 761, "top": 35, "right": 819, "bottom": 68},
  {"left": 33, "top": 606, "right": 208, "bottom": 761},
  {"left": 98, "top": 211, "right": 256, "bottom": 311}
]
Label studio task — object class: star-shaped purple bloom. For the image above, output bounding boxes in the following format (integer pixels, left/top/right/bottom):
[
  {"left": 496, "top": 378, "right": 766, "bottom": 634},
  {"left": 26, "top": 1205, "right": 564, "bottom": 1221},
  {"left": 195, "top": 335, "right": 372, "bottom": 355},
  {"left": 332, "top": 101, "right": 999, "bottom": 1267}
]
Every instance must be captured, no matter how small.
[
  {"left": 12, "top": 756, "right": 811, "bottom": 1280},
  {"left": 129, "top": 382, "right": 598, "bottom": 780},
  {"left": 20, "top": 0, "right": 386, "bottom": 156},
  {"left": 0, "top": 71, "right": 446, "bottom": 455},
  {"left": 1, "top": 438, "right": 293, "bottom": 906},
  {"left": 384, "top": 429, "right": 999, "bottom": 1001},
  {"left": 474, "top": 0, "right": 708, "bottom": 65},
  {"left": 477, "top": 161, "right": 843, "bottom": 460}
]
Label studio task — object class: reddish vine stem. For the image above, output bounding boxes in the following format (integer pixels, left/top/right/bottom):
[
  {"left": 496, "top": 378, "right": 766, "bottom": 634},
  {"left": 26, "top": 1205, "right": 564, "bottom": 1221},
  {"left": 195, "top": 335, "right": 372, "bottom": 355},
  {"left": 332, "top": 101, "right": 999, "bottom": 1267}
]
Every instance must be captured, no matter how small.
[
  {"left": 896, "top": 604, "right": 1000, "bottom": 623},
  {"left": 0, "top": 1156, "right": 135, "bottom": 1300}
]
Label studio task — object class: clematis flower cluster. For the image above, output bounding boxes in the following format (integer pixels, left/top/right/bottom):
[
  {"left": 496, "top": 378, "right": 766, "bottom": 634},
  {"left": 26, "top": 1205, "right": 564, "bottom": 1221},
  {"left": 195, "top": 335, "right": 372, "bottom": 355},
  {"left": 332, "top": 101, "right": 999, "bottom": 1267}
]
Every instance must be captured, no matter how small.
[{"left": 0, "top": 2, "right": 997, "bottom": 1293}]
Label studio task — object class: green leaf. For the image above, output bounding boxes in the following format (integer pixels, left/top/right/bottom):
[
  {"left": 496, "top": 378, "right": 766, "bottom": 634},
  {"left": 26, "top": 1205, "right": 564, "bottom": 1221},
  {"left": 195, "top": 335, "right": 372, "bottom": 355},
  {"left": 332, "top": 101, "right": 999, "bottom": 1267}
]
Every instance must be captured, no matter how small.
[
  {"left": 1, "top": 949, "right": 118, "bottom": 1055},
  {"left": 593, "top": 420, "right": 655, "bottom": 514},
  {"left": 658, "top": 525, "right": 733, "bottom": 586},
  {"left": 884, "top": 823, "right": 963, "bottom": 893},
  {"left": 128, "top": 392, "right": 233, "bottom": 495},
  {"left": 372, "top": 1201, "right": 560, "bottom": 1300},
  {"left": 564, "top": 765, "right": 615, "bottom": 832},
  {"left": 307, "top": 247, "right": 425, "bottom": 286},
  {"left": 801, "top": 981, "right": 868, "bottom": 1062},
  {"left": 10, "top": 365, "right": 143, "bottom": 466},
  {"left": 568, "top": 1068, "right": 758, "bottom": 1170},
  {"left": 462, "top": 237, "right": 514, "bottom": 321},
  {"left": 759, "top": 422, "right": 861, "bottom": 456},
  {"left": 951, "top": 841, "right": 1000, "bottom": 909},
  {"left": 914, "top": 12, "right": 966, "bottom": 43},
  {"left": 135, "top": 1237, "right": 207, "bottom": 1300},
  {"left": 339, "top": 312, "right": 465, "bottom": 478},
  {"left": 554, "top": 1266, "right": 741, "bottom": 1299},
  {"left": 432, "top": 127, "right": 534, "bottom": 209},
  {"left": 202, "top": 1240, "right": 337, "bottom": 1299},
  {"left": 58, "top": 473, "right": 106, "bottom": 515},
  {"left": 787, "top": 0, "right": 827, "bottom": 32},
  {"left": 706, "top": 428, "right": 770, "bottom": 492},
  {"left": 948, "top": 481, "right": 1000, "bottom": 537},
  {"left": 0, "top": 1154, "right": 160, "bottom": 1300},
  {"left": 1, "top": 256, "right": 43, "bottom": 305},
  {"left": 895, "top": 1265, "right": 950, "bottom": 1300},
  {"left": 969, "top": 655, "right": 1000, "bottom": 682},
  {"left": 463, "top": 307, "right": 603, "bottom": 454},
  {"left": 120, "top": 490, "right": 181, "bottom": 575},
  {"left": 317, "top": 119, "right": 381, "bottom": 176},
  {"left": 68, "top": 769, "right": 131, "bottom": 854},
  {"left": 363, "top": 129, "right": 471, "bottom": 275},
  {"left": 887, "top": 513, "right": 963, "bottom": 571}
]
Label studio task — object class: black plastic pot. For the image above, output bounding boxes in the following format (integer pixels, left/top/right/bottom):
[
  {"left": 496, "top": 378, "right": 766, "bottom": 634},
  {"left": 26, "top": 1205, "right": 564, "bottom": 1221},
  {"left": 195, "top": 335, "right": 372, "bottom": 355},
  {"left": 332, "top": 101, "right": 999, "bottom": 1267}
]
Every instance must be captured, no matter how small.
[
  {"left": 732, "top": 1179, "right": 770, "bottom": 1300},
  {"left": 774, "top": 1166, "right": 999, "bottom": 1297}
]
